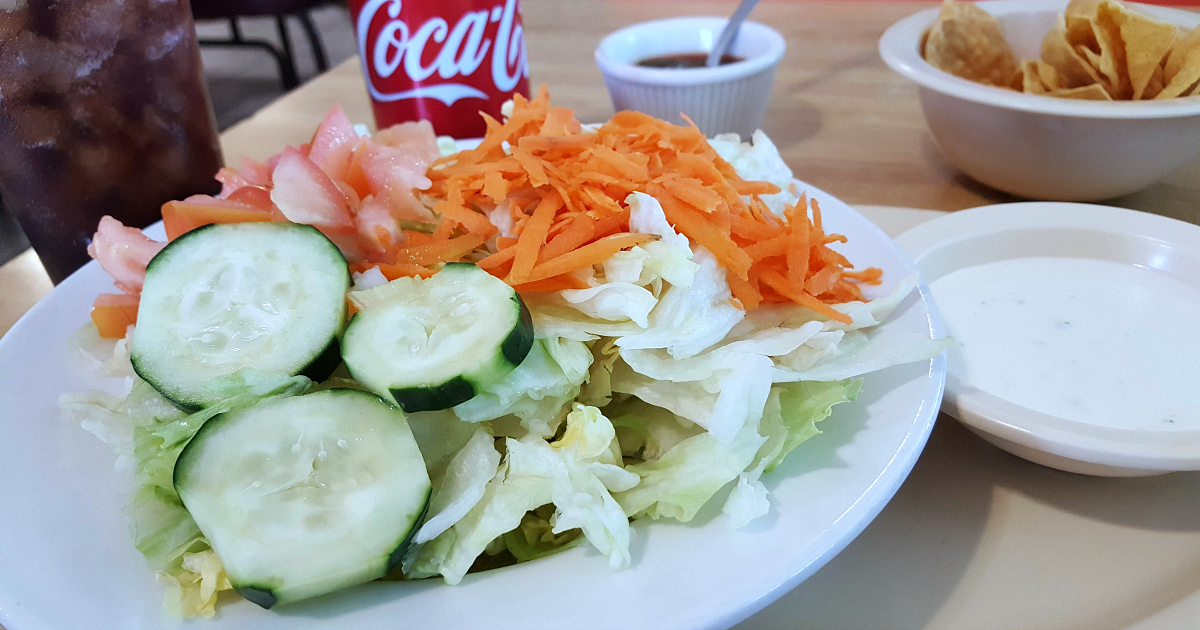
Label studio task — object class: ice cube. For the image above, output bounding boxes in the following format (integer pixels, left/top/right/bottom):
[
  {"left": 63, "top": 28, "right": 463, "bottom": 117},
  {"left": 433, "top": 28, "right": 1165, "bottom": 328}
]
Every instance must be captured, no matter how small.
[
  {"left": 0, "top": 31, "right": 76, "bottom": 100},
  {"left": 0, "top": 5, "right": 28, "bottom": 42},
  {"left": 10, "top": 104, "right": 67, "bottom": 148}
]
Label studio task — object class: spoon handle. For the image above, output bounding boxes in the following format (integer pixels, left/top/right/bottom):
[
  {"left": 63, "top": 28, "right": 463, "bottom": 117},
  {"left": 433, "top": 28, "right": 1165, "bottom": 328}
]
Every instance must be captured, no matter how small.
[{"left": 706, "top": 0, "right": 763, "bottom": 68}]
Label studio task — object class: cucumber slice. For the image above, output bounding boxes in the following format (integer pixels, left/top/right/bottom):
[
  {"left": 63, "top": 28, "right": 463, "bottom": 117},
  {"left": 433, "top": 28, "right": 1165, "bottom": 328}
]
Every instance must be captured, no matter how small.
[
  {"left": 173, "top": 389, "right": 431, "bottom": 608},
  {"left": 341, "top": 263, "right": 534, "bottom": 412},
  {"left": 131, "top": 222, "right": 350, "bottom": 410}
]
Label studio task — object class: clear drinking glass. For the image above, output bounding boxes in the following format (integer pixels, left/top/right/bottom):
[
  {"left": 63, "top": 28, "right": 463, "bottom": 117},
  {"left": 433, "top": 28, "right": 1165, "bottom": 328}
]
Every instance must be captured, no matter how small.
[{"left": 0, "top": 0, "right": 223, "bottom": 282}]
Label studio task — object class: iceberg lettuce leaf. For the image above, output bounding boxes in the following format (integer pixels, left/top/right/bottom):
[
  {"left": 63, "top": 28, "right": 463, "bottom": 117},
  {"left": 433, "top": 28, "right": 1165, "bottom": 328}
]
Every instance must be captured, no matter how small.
[
  {"left": 453, "top": 337, "right": 592, "bottom": 437},
  {"left": 615, "top": 248, "right": 744, "bottom": 360}
]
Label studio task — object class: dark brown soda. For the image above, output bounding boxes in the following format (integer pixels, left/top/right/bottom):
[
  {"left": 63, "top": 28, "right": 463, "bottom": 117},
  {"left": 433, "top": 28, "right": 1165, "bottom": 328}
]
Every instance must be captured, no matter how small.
[
  {"left": 636, "top": 52, "right": 745, "bottom": 69},
  {"left": 0, "top": 0, "right": 223, "bottom": 283}
]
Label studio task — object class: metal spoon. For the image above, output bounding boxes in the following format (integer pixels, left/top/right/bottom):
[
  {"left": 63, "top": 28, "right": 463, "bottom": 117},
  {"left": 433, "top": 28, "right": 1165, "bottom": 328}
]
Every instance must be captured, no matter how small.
[{"left": 705, "top": 0, "right": 762, "bottom": 68}]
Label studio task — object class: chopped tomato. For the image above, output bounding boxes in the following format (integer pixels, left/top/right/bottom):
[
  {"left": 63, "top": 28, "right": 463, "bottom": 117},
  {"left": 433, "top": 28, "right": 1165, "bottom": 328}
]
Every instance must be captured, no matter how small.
[
  {"left": 373, "top": 120, "right": 439, "bottom": 164},
  {"left": 358, "top": 139, "right": 434, "bottom": 199},
  {"left": 335, "top": 181, "right": 362, "bottom": 209},
  {"left": 269, "top": 148, "right": 355, "bottom": 234},
  {"left": 389, "top": 188, "right": 437, "bottom": 223},
  {"left": 215, "top": 167, "right": 253, "bottom": 198},
  {"left": 343, "top": 139, "right": 372, "bottom": 198},
  {"left": 238, "top": 156, "right": 272, "bottom": 186},
  {"left": 224, "top": 186, "right": 275, "bottom": 212},
  {"left": 308, "top": 104, "right": 359, "bottom": 182},
  {"left": 266, "top": 146, "right": 308, "bottom": 171},
  {"left": 86, "top": 216, "right": 165, "bottom": 295},
  {"left": 217, "top": 157, "right": 274, "bottom": 197},
  {"left": 355, "top": 195, "right": 404, "bottom": 260},
  {"left": 162, "top": 195, "right": 273, "bottom": 240},
  {"left": 91, "top": 293, "right": 139, "bottom": 338}
]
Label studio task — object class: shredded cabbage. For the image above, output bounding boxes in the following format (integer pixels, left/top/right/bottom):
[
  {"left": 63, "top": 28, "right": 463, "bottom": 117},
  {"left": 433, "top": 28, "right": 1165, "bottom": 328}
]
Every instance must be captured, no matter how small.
[
  {"left": 453, "top": 337, "right": 592, "bottom": 437},
  {"left": 410, "top": 404, "right": 638, "bottom": 583}
]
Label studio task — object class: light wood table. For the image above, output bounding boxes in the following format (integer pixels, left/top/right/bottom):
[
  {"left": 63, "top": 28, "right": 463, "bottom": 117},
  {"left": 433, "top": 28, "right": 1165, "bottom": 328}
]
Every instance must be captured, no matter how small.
[{"left": 4, "top": 2, "right": 1200, "bottom": 629}]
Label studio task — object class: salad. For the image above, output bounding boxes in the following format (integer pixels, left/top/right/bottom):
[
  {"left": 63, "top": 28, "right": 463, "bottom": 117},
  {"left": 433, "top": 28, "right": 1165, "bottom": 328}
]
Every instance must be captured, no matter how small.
[{"left": 62, "top": 86, "right": 947, "bottom": 617}]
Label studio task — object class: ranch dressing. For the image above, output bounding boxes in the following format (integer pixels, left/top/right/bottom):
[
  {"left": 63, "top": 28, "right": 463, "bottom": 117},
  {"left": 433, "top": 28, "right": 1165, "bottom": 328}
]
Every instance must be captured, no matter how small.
[{"left": 930, "top": 257, "right": 1200, "bottom": 430}]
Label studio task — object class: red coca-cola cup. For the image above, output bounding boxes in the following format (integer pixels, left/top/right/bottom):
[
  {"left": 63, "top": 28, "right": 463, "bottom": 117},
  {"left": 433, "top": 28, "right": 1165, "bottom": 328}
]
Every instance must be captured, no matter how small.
[{"left": 349, "top": 0, "right": 531, "bottom": 139}]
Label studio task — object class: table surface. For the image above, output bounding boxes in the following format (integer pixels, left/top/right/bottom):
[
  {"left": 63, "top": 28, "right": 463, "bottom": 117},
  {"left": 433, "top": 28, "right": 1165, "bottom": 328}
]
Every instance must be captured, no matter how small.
[{"left": 4, "top": 2, "right": 1200, "bottom": 628}]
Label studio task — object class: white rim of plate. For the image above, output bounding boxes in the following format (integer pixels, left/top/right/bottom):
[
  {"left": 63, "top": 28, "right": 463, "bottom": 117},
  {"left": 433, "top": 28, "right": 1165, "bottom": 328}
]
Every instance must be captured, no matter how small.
[
  {"left": 897, "top": 202, "right": 1200, "bottom": 472},
  {"left": 878, "top": 0, "right": 1200, "bottom": 120}
]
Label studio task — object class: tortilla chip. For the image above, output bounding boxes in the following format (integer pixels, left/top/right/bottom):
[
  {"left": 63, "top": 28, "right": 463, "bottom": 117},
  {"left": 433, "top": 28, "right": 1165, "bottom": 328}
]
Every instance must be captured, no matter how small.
[
  {"left": 1105, "top": 0, "right": 1178, "bottom": 99},
  {"left": 1065, "top": 14, "right": 1101, "bottom": 53},
  {"left": 1042, "top": 15, "right": 1107, "bottom": 89},
  {"left": 1141, "top": 62, "right": 1166, "bottom": 99},
  {"left": 922, "top": 0, "right": 1020, "bottom": 87},
  {"left": 1083, "top": 3, "right": 1132, "bottom": 98},
  {"left": 1158, "top": 25, "right": 1200, "bottom": 99},
  {"left": 1065, "top": 0, "right": 1103, "bottom": 18},
  {"left": 1020, "top": 59, "right": 1061, "bottom": 94},
  {"left": 1046, "top": 84, "right": 1114, "bottom": 100}
]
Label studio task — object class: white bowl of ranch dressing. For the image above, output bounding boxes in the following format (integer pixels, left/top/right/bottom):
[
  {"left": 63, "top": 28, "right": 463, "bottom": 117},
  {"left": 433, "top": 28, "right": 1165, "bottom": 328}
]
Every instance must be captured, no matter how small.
[{"left": 898, "top": 203, "right": 1200, "bottom": 476}]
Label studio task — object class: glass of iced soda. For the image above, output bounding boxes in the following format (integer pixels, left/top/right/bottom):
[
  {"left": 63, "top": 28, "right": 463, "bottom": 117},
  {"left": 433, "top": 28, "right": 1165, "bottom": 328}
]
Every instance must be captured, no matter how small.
[{"left": 0, "top": 0, "right": 223, "bottom": 283}]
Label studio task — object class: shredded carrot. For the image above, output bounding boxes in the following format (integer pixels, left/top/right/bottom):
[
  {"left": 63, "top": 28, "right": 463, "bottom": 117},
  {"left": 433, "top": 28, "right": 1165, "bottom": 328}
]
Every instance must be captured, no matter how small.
[
  {"left": 477, "top": 246, "right": 517, "bottom": 271},
  {"left": 523, "top": 233, "right": 653, "bottom": 283},
  {"left": 743, "top": 234, "right": 789, "bottom": 261},
  {"left": 91, "top": 293, "right": 139, "bottom": 338},
  {"left": 415, "top": 84, "right": 880, "bottom": 309},
  {"left": 393, "top": 233, "right": 487, "bottom": 266},
  {"left": 430, "top": 219, "right": 455, "bottom": 242},
  {"left": 843, "top": 267, "right": 883, "bottom": 284},
  {"left": 374, "top": 262, "right": 436, "bottom": 280},
  {"left": 726, "top": 271, "right": 762, "bottom": 311},
  {"left": 759, "top": 269, "right": 852, "bottom": 325},
  {"left": 510, "top": 273, "right": 590, "bottom": 293},
  {"left": 804, "top": 265, "right": 842, "bottom": 297},
  {"left": 785, "top": 194, "right": 810, "bottom": 291},
  {"left": 540, "top": 214, "right": 595, "bottom": 262},
  {"left": 509, "top": 189, "right": 563, "bottom": 282}
]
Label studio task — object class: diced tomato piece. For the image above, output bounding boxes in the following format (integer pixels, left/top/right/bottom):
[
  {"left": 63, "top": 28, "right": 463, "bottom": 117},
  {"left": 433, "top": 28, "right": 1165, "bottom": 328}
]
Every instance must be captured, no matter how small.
[
  {"left": 238, "top": 157, "right": 272, "bottom": 186},
  {"left": 389, "top": 188, "right": 437, "bottom": 223},
  {"left": 372, "top": 120, "right": 439, "bottom": 164},
  {"left": 162, "top": 195, "right": 273, "bottom": 240},
  {"left": 86, "top": 216, "right": 166, "bottom": 295},
  {"left": 224, "top": 186, "right": 275, "bottom": 212},
  {"left": 358, "top": 139, "right": 433, "bottom": 198},
  {"left": 91, "top": 293, "right": 139, "bottom": 338},
  {"left": 217, "top": 157, "right": 274, "bottom": 197},
  {"left": 269, "top": 148, "right": 355, "bottom": 234},
  {"left": 324, "top": 231, "right": 367, "bottom": 263},
  {"left": 355, "top": 195, "right": 404, "bottom": 260},
  {"left": 215, "top": 167, "right": 252, "bottom": 198},
  {"left": 335, "top": 181, "right": 362, "bottom": 209},
  {"left": 344, "top": 139, "right": 372, "bottom": 198},
  {"left": 308, "top": 104, "right": 359, "bottom": 182}
]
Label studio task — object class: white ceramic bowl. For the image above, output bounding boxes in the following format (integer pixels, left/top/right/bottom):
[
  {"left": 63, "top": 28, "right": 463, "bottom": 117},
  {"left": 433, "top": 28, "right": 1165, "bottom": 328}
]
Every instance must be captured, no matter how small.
[
  {"left": 595, "top": 17, "right": 785, "bottom": 138},
  {"left": 880, "top": 0, "right": 1200, "bottom": 202},
  {"left": 898, "top": 202, "right": 1200, "bottom": 477}
]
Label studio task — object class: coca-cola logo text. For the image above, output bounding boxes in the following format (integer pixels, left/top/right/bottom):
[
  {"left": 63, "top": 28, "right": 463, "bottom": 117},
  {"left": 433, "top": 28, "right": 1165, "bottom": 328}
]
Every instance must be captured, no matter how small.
[{"left": 355, "top": 0, "right": 529, "bottom": 106}]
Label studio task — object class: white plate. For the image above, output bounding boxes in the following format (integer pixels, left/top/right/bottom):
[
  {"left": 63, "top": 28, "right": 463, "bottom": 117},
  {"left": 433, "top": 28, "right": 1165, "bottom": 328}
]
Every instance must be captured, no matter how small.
[
  {"left": 0, "top": 182, "right": 945, "bottom": 630},
  {"left": 898, "top": 202, "right": 1200, "bottom": 477}
]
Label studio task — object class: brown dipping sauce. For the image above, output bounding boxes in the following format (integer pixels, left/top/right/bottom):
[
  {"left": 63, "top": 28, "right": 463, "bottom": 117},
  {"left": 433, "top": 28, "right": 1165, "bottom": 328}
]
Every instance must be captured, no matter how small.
[{"left": 637, "top": 52, "right": 744, "bottom": 68}]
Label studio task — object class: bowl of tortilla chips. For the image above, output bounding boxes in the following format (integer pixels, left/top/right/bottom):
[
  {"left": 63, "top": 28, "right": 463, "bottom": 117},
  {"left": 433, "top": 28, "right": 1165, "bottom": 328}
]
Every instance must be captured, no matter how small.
[{"left": 880, "top": 0, "right": 1200, "bottom": 201}]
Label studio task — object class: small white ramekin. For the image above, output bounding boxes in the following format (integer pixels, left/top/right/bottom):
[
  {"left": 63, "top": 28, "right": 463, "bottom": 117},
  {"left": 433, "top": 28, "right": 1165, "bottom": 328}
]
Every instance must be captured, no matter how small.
[
  {"left": 880, "top": 0, "right": 1200, "bottom": 202},
  {"left": 594, "top": 17, "right": 786, "bottom": 139}
]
